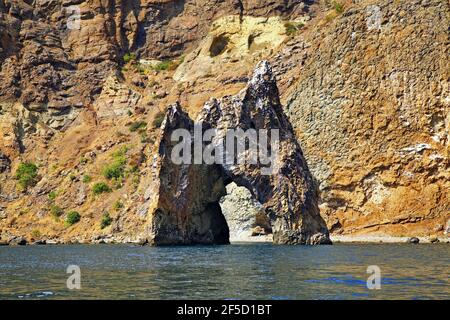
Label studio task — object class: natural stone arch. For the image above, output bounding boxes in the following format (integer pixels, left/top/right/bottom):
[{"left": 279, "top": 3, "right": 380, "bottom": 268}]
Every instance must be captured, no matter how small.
[{"left": 147, "top": 61, "right": 331, "bottom": 245}]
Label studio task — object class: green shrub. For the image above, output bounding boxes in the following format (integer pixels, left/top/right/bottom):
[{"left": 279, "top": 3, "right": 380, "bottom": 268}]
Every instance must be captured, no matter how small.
[
  {"left": 92, "top": 182, "right": 112, "bottom": 195},
  {"left": 102, "top": 146, "right": 128, "bottom": 180},
  {"left": 50, "top": 205, "right": 64, "bottom": 218},
  {"left": 285, "top": 22, "right": 297, "bottom": 36},
  {"left": 152, "top": 61, "right": 170, "bottom": 71},
  {"left": 152, "top": 111, "right": 165, "bottom": 128},
  {"left": 16, "top": 162, "right": 39, "bottom": 189},
  {"left": 82, "top": 175, "right": 92, "bottom": 183},
  {"left": 102, "top": 161, "right": 125, "bottom": 180},
  {"left": 123, "top": 52, "right": 136, "bottom": 63},
  {"left": 100, "top": 212, "right": 113, "bottom": 229},
  {"left": 333, "top": 1, "right": 344, "bottom": 13},
  {"left": 284, "top": 22, "right": 304, "bottom": 36},
  {"left": 140, "top": 132, "right": 150, "bottom": 143},
  {"left": 48, "top": 191, "right": 57, "bottom": 202},
  {"left": 129, "top": 121, "right": 147, "bottom": 132},
  {"left": 113, "top": 146, "right": 129, "bottom": 158},
  {"left": 66, "top": 211, "right": 81, "bottom": 226}
]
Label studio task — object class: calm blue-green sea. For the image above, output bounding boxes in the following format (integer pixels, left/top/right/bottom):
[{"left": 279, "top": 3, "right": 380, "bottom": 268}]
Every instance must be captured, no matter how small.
[{"left": 0, "top": 243, "right": 448, "bottom": 300}]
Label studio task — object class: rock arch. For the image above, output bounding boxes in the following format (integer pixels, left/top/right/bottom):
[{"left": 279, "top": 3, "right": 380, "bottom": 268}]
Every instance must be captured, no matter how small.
[{"left": 147, "top": 61, "right": 331, "bottom": 245}]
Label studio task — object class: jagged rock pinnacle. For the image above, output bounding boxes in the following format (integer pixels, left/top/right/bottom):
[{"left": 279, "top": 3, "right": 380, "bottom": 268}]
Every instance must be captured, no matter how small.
[{"left": 149, "top": 61, "right": 331, "bottom": 245}]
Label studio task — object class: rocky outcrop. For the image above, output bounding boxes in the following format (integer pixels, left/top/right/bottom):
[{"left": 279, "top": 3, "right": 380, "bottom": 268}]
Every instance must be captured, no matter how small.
[
  {"left": 147, "top": 103, "right": 230, "bottom": 245},
  {"left": 135, "top": 0, "right": 309, "bottom": 59},
  {"left": 0, "top": 0, "right": 447, "bottom": 243},
  {"left": 94, "top": 74, "right": 142, "bottom": 120},
  {"left": 148, "top": 61, "right": 331, "bottom": 245},
  {"left": 173, "top": 15, "right": 289, "bottom": 83}
]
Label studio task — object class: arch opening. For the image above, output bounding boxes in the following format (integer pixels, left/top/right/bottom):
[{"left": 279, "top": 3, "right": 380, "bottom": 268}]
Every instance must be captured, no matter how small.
[{"left": 219, "top": 182, "right": 273, "bottom": 242}]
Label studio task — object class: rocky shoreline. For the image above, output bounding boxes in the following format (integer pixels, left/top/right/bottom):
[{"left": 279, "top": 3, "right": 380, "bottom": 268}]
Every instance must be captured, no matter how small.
[
  {"left": 2, "top": 234, "right": 449, "bottom": 246},
  {"left": 331, "top": 235, "right": 449, "bottom": 244}
]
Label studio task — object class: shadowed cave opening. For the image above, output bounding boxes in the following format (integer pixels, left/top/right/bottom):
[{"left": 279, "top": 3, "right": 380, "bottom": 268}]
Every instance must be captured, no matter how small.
[{"left": 209, "top": 34, "right": 229, "bottom": 57}]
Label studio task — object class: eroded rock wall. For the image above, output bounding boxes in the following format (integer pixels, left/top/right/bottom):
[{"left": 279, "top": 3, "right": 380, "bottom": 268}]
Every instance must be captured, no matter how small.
[
  {"left": 285, "top": 0, "right": 449, "bottom": 236},
  {"left": 147, "top": 103, "right": 230, "bottom": 245},
  {"left": 0, "top": 0, "right": 309, "bottom": 106},
  {"left": 0, "top": 0, "right": 448, "bottom": 243}
]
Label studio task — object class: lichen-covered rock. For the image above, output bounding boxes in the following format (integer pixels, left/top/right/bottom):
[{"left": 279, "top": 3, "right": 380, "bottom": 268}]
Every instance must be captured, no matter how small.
[{"left": 148, "top": 61, "right": 331, "bottom": 245}]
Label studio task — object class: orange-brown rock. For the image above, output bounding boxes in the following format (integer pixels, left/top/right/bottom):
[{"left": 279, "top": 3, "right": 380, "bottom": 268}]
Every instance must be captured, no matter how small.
[
  {"left": 284, "top": 0, "right": 449, "bottom": 237},
  {"left": 0, "top": 0, "right": 448, "bottom": 243}
]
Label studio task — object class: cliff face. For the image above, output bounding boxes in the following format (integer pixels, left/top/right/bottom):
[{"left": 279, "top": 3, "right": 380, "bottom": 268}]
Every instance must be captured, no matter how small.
[
  {"left": 284, "top": 0, "right": 449, "bottom": 237},
  {"left": 0, "top": 0, "right": 307, "bottom": 107},
  {"left": 0, "top": 0, "right": 448, "bottom": 244}
]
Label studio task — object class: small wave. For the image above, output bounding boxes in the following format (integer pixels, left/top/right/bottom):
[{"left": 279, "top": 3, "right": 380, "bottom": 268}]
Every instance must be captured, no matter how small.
[{"left": 18, "top": 291, "right": 55, "bottom": 299}]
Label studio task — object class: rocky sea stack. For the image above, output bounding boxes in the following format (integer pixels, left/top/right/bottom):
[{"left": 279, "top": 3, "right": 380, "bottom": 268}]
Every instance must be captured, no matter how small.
[{"left": 148, "top": 61, "right": 331, "bottom": 245}]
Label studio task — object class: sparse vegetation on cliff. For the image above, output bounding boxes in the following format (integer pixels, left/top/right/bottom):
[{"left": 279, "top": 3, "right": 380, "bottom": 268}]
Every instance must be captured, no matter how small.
[
  {"left": 113, "top": 200, "right": 124, "bottom": 211},
  {"left": 0, "top": 0, "right": 447, "bottom": 245},
  {"left": 284, "top": 22, "right": 304, "bottom": 36},
  {"left": 153, "top": 111, "right": 165, "bottom": 128},
  {"left": 332, "top": 1, "right": 344, "bottom": 13},
  {"left": 102, "top": 146, "right": 129, "bottom": 180},
  {"left": 16, "top": 162, "right": 38, "bottom": 190},
  {"left": 50, "top": 205, "right": 64, "bottom": 219},
  {"left": 48, "top": 191, "right": 57, "bottom": 202},
  {"left": 151, "top": 60, "right": 178, "bottom": 71},
  {"left": 100, "top": 212, "right": 113, "bottom": 229},
  {"left": 92, "top": 182, "right": 112, "bottom": 195},
  {"left": 82, "top": 175, "right": 92, "bottom": 183},
  {"left": 129, "top": 121, "right": 147, "bottom": 132},
  {"left": 31, "top": 229, "right": 41, "bottom": 239},
  {"left": 65, "top": 211, "right": 81, "bottom": 226},
  {"left": 123, "top": 52, "right": 136, "bottom": 64}
]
